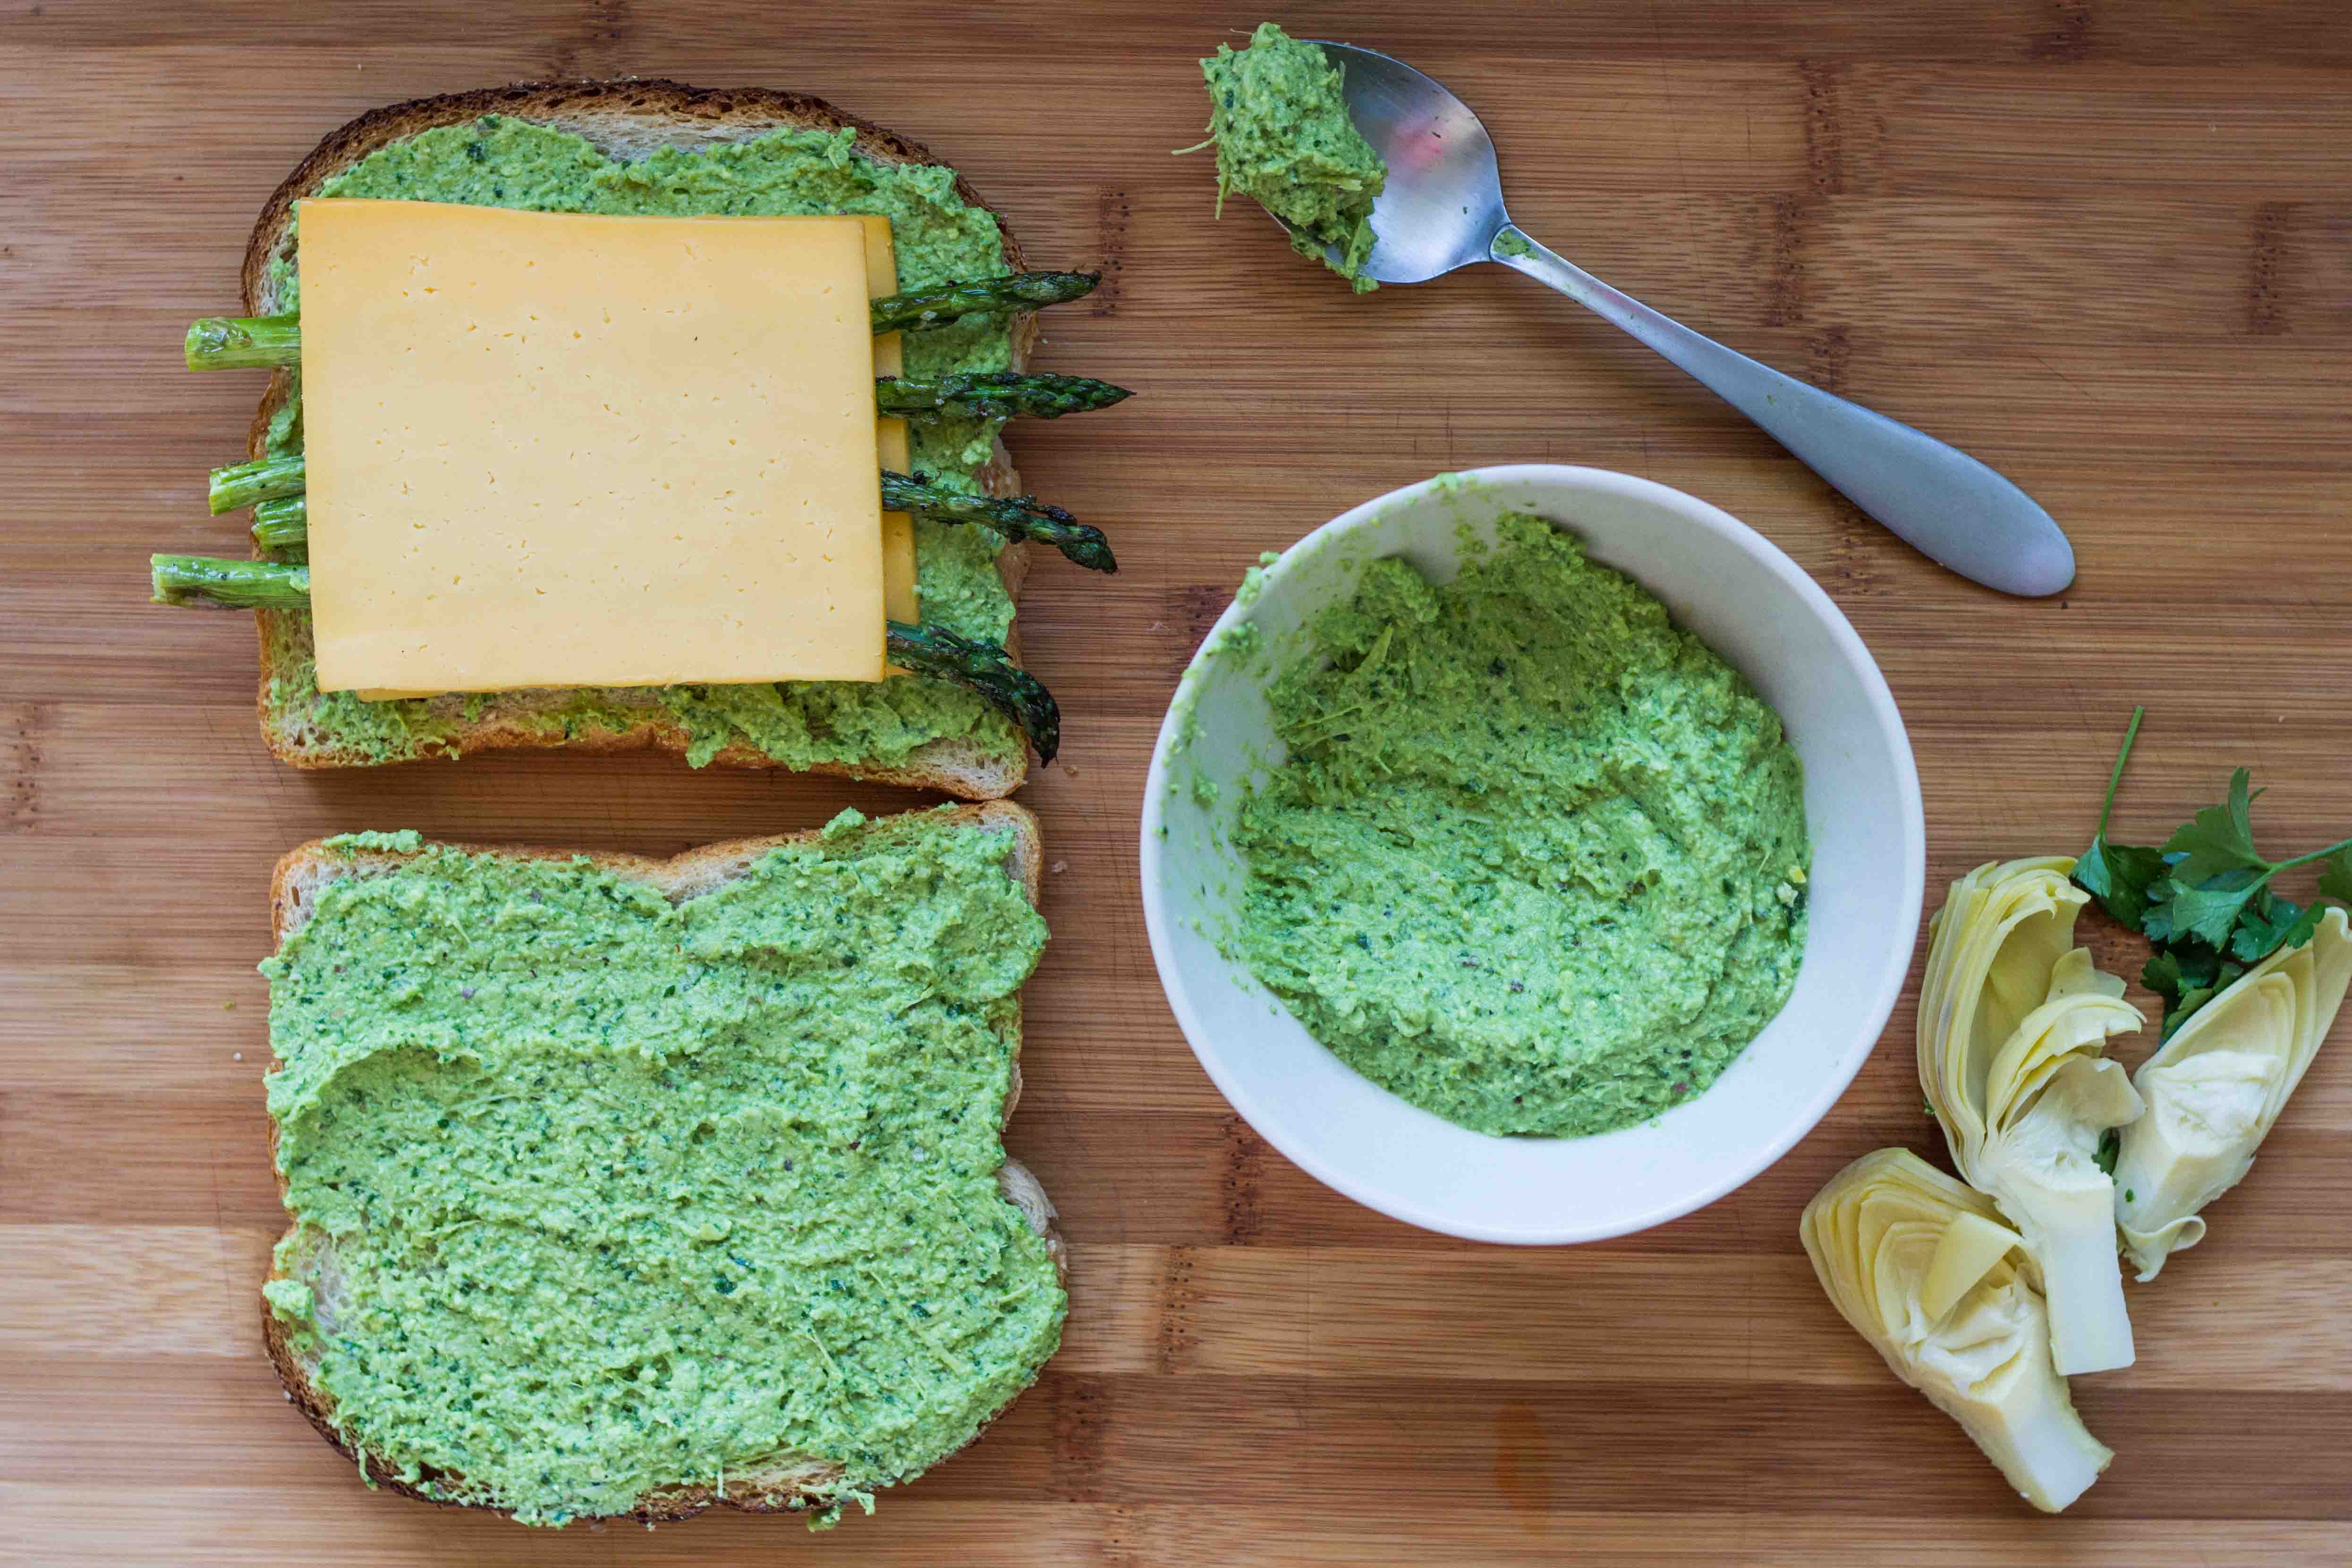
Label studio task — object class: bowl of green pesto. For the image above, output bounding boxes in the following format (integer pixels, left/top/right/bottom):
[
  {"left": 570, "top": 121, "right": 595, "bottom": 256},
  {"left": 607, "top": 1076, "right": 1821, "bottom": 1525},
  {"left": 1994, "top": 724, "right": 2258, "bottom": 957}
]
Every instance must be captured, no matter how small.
[{"left": 1142, "top": 466, "right": 1923, "bottom": 1244}]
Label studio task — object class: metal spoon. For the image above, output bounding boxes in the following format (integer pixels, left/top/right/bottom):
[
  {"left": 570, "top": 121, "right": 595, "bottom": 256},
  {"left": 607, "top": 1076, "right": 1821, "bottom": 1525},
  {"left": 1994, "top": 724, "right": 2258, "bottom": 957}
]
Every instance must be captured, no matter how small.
[{"left": 1293, "top": 42, "right": 2075, "bottom": 597}]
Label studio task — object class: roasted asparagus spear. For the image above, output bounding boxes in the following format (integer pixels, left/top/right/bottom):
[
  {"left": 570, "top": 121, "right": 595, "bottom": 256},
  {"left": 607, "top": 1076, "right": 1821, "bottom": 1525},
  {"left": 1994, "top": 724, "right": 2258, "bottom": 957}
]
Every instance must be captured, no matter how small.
[{"left": 184, "top": 272, "right": 1104, "bottom": 370}]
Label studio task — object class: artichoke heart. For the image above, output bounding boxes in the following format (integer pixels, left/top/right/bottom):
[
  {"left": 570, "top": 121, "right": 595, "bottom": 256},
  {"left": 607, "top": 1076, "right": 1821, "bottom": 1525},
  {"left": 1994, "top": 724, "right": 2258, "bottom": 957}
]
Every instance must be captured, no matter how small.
[
  {"left": 1919, "top": 858, "right": 2144, "bottom": 1375},
  {"left": 1801, "top": 1148, "right": 2113, "bottom": 1513},
  {"left": 2116, "top": 906, "right": 2352, "bottom": 1280}
]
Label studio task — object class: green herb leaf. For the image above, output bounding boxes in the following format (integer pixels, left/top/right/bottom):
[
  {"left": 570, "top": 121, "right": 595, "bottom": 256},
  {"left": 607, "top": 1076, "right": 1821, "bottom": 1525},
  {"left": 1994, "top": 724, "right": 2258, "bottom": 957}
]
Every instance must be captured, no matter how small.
[
  {"left": 2143, "top": 941, "right": 2245, "bottom": 1037},
  {"left": 2319, "top": 846, "right": 2352, "bottom": 908},
  {"left": 2229, "top": 892, "right": 2323, "bottom": 963},
  {"left": 2093, "top": 1127, "right": 2121, "bottom": 1177},
  {"left": 2160, "top": 945, "right": 2245, "bottom": 1038},
  {"left": 2161, "top": 767, "right": 2272, "bottom": 885},
  {"left": 2153, "top": 865, "right": 2268, "bottom": 949},
  {"left": 2074, "top": 707, "right": 2162, "bottom": 928},
  {"left": 2078, "top": 712, "right": 2349, "bottom": 1040},
  {"left": 2076, "top": 839, "right": 2167, "bottom": 927},
  {"left": 2167, "top": 963, "right": 2244, "bottom": 1037}
]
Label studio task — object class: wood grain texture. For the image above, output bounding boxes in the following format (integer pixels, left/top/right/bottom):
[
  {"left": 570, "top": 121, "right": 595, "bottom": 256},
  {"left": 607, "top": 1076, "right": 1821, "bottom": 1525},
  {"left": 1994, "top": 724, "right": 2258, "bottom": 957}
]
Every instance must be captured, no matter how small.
[{"left": 4, "top": 1, "right": 2351, "bottom": 1561}]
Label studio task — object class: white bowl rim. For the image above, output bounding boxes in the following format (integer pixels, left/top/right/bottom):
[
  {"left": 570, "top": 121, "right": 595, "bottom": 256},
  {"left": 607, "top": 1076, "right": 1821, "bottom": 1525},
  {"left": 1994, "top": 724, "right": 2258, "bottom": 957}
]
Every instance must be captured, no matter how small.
[{"left": 1138, "top": 464, "right": 1927, "bottom": 1244}]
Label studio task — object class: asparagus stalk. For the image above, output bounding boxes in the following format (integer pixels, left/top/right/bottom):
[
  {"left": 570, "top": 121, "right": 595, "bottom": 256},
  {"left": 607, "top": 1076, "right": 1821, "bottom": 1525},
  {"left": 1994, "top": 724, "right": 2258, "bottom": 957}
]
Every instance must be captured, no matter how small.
[
  {"left": 875, "top": 372, "right": 1131, "bottom": 421},
  {"left": 897, "top": 471, "right": 1117, "bottom": 571},
  {"left": 222, "top": 463, "right": 1115, "bottom": 573},
  {"left": 884, "top": 621, "right": 1060, "bottom": 764},
  {"left": 252, "top": 495, "right": 306, "bottom": 551},
  {"left": 146, "top": 555, "right": 1061, "bottom": 761},
  {"left": 184, "top": 274, "right": 1106, "bottom": 372},
  {"left": 183, "top": 314, "right": 304, "bottom": 371},
  {"left": 209, "top": 455, "right": 308, "bottom": 516},
  {"left": 151, "top": 554, "right": 311, "bottom": 610},
  {"left": 209, "top": 367, "right": 1131, "bottom": 511},
  {"left": 867, "top": 271, "right": 1099, "bottom": 333}
]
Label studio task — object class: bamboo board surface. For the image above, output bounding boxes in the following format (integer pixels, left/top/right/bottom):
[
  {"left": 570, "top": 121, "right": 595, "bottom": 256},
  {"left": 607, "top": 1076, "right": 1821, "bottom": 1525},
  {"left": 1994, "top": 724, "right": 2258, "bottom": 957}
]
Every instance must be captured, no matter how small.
[{"left": 6, "top": 2, "right": 2352, "bottom": 1563}]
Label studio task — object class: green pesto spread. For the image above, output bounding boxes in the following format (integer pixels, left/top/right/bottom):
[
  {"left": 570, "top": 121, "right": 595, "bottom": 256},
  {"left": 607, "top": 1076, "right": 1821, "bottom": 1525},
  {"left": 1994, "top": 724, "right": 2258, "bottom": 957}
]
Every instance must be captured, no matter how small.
[
  {"left": 1198, "top": 23, "right": 1387, "bottom": 293},
  {"left": 259, "top": 810, "right": 1062, "bottom": 1526},
  {"left": 1231, "top": 513, "right": 1810, "bottom": 1138},
  {"left": 262, "top": 117, "right": 1021, "bottom": 770}
]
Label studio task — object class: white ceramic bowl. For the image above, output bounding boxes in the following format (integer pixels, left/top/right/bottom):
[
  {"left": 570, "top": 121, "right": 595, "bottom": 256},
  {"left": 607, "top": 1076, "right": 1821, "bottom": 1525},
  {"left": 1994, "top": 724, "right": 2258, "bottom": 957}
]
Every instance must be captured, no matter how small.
[{"left": 1139, "top": 466, "right": 1924, "bottom": 1244}]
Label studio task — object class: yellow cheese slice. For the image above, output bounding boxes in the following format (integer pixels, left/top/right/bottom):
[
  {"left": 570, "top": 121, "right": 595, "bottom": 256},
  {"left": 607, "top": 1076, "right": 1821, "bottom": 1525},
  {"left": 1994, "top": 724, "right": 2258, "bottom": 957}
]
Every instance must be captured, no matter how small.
[
  {"left": 857, "top": 215, "right": 920, "bottom": 625},
  {"left": 300, "top": 199, "right": 885, "bottom": 695}
]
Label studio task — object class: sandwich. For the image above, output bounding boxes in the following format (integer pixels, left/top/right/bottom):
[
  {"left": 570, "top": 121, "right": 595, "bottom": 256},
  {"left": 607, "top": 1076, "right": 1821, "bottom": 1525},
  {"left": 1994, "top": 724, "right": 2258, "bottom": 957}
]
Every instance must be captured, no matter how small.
[
  {"left": 153, "top": 81, "right": 1134, "bottom": 794},
  {"left": 258, "top": 803, "right": 1064, "bottom": 1527}
]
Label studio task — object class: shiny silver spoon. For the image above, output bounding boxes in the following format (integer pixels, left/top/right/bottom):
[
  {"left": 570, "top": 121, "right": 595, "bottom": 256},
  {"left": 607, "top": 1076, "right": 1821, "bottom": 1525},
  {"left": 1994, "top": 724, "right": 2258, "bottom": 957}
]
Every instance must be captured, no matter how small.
[{"left": 1293, "top": 42, "right": 2075, "bottom": 597}]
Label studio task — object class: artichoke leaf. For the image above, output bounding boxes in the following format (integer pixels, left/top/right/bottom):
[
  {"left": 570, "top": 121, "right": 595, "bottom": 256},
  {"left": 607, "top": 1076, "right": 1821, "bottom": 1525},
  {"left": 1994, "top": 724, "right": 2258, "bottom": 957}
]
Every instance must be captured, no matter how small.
[
  {"left": 2116, "top": 906, "right": 2352, "bottom": 1280},
  {"left": 1922, "top": 1209, "right": 2029, "bottom": 1322},
  {"left": 1801, "top": 1148, "right": 2112, "bottom": 1513}
]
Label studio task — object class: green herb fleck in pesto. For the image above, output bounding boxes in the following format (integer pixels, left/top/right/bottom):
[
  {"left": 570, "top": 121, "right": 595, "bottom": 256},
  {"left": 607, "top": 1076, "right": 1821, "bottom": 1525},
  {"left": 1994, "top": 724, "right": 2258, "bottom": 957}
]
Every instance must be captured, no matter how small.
[
  {"left": 1493, "top": 229, "right": 1534, "bottom": 260},
  {"left": 1230, "top": 512, "right": 1810, "bottom": 1138}
]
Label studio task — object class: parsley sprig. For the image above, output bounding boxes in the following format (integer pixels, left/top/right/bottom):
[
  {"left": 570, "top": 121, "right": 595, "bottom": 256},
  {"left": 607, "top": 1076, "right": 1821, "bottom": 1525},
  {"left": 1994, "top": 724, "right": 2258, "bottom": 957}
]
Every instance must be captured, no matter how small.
[{"left": 2074, "top": 707, "right": 2352, "bottom": 1037}]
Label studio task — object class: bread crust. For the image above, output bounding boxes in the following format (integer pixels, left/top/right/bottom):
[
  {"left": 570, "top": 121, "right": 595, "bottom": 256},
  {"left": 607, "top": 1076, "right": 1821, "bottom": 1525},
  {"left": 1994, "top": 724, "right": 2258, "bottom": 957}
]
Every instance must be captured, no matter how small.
[
  {"left": 258, "top": 801, "right": 1061, "bottom": 1524},
  {"left": 244, "top": 80, "right": 1040, "bottom": 796}
]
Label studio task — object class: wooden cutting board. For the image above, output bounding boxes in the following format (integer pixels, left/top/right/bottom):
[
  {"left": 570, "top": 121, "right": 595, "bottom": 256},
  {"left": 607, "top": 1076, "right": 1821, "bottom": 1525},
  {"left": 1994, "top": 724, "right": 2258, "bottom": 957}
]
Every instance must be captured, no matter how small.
[{"left": 5, "top": 3, "right": 2349, "bottom": 1563}]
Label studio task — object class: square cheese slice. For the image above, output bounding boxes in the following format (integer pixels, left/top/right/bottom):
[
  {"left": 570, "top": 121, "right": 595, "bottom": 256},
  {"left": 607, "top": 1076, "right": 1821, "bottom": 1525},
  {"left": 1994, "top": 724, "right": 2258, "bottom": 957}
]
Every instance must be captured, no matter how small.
[{"left": 299, "top": 199, "right": 886, "bottom": 693}]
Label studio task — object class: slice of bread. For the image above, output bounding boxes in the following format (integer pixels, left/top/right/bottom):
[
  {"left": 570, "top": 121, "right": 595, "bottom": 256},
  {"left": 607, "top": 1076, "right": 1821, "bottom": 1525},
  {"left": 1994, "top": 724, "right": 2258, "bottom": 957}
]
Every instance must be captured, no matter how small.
[
  {"left": 243, "top": 80, "right": 1040, "bottom": 797},
  {"left": 260, "top": 801, "right": 1062, "bottom": 1525}
]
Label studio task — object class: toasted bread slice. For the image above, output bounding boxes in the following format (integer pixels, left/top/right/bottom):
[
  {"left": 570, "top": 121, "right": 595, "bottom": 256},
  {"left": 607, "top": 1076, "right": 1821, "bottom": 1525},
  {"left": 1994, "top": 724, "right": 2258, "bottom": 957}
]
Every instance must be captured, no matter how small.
[
  {"left": 244, "top": 81, "right": 1039, "bottom": 796},
  {"left": 260, "top": 801, "right": 1062, "bottom": 1525}
]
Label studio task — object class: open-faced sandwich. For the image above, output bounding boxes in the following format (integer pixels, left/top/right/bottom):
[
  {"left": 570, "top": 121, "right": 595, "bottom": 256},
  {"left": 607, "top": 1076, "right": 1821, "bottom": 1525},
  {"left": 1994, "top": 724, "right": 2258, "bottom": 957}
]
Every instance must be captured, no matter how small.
[
  {"left": 259, "top": 805, "right": 1064, "bottom": 1527},
  {"left": 155, "top": 81, "right": 1134, "bottom": 795}
]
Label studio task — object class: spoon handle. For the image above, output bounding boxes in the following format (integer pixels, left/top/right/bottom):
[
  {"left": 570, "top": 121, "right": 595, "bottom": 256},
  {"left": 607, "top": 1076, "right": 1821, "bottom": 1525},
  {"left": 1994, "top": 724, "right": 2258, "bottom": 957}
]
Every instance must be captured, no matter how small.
[{"left": 1490, "top": 225, "right": 2073, "bottom": 597}]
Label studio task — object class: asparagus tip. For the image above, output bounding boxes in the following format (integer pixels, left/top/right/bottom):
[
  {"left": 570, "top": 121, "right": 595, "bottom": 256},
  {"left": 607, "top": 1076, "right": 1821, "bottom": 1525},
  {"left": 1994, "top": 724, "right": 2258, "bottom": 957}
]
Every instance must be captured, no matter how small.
[
  {"left": 1063, "top": 530, "right": 1118, "bottom": 574},
  {"left": 885, "top": 621, "right": 1061, "bottom": 763}
]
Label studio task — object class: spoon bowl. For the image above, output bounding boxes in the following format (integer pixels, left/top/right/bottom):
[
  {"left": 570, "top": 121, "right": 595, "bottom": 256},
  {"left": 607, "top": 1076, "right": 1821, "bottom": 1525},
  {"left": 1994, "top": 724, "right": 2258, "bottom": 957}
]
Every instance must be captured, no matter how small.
[
  {"left": 1284, "top": 41, "right": 2077, "bottom": 598},
  {"left": 1283, "top": 45, "right": 1506, "bottom": 283}
]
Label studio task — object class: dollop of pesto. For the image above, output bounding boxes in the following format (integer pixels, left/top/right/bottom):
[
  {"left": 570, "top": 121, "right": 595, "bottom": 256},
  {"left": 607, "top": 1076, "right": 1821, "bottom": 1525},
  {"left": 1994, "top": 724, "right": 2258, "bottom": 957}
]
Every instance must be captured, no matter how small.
[
  {"left": 262, "top": 116, "right": 1022, "bottom": 770},
  {"left": 1198, "top": 22, "right": 1387, "bottom": 293},
  {"left": 1231, "top": 513, "right": 1810, "bottom": 1137},
  {"left": 259, "top": 813, "right": 1062, "bottom": 1526}
]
